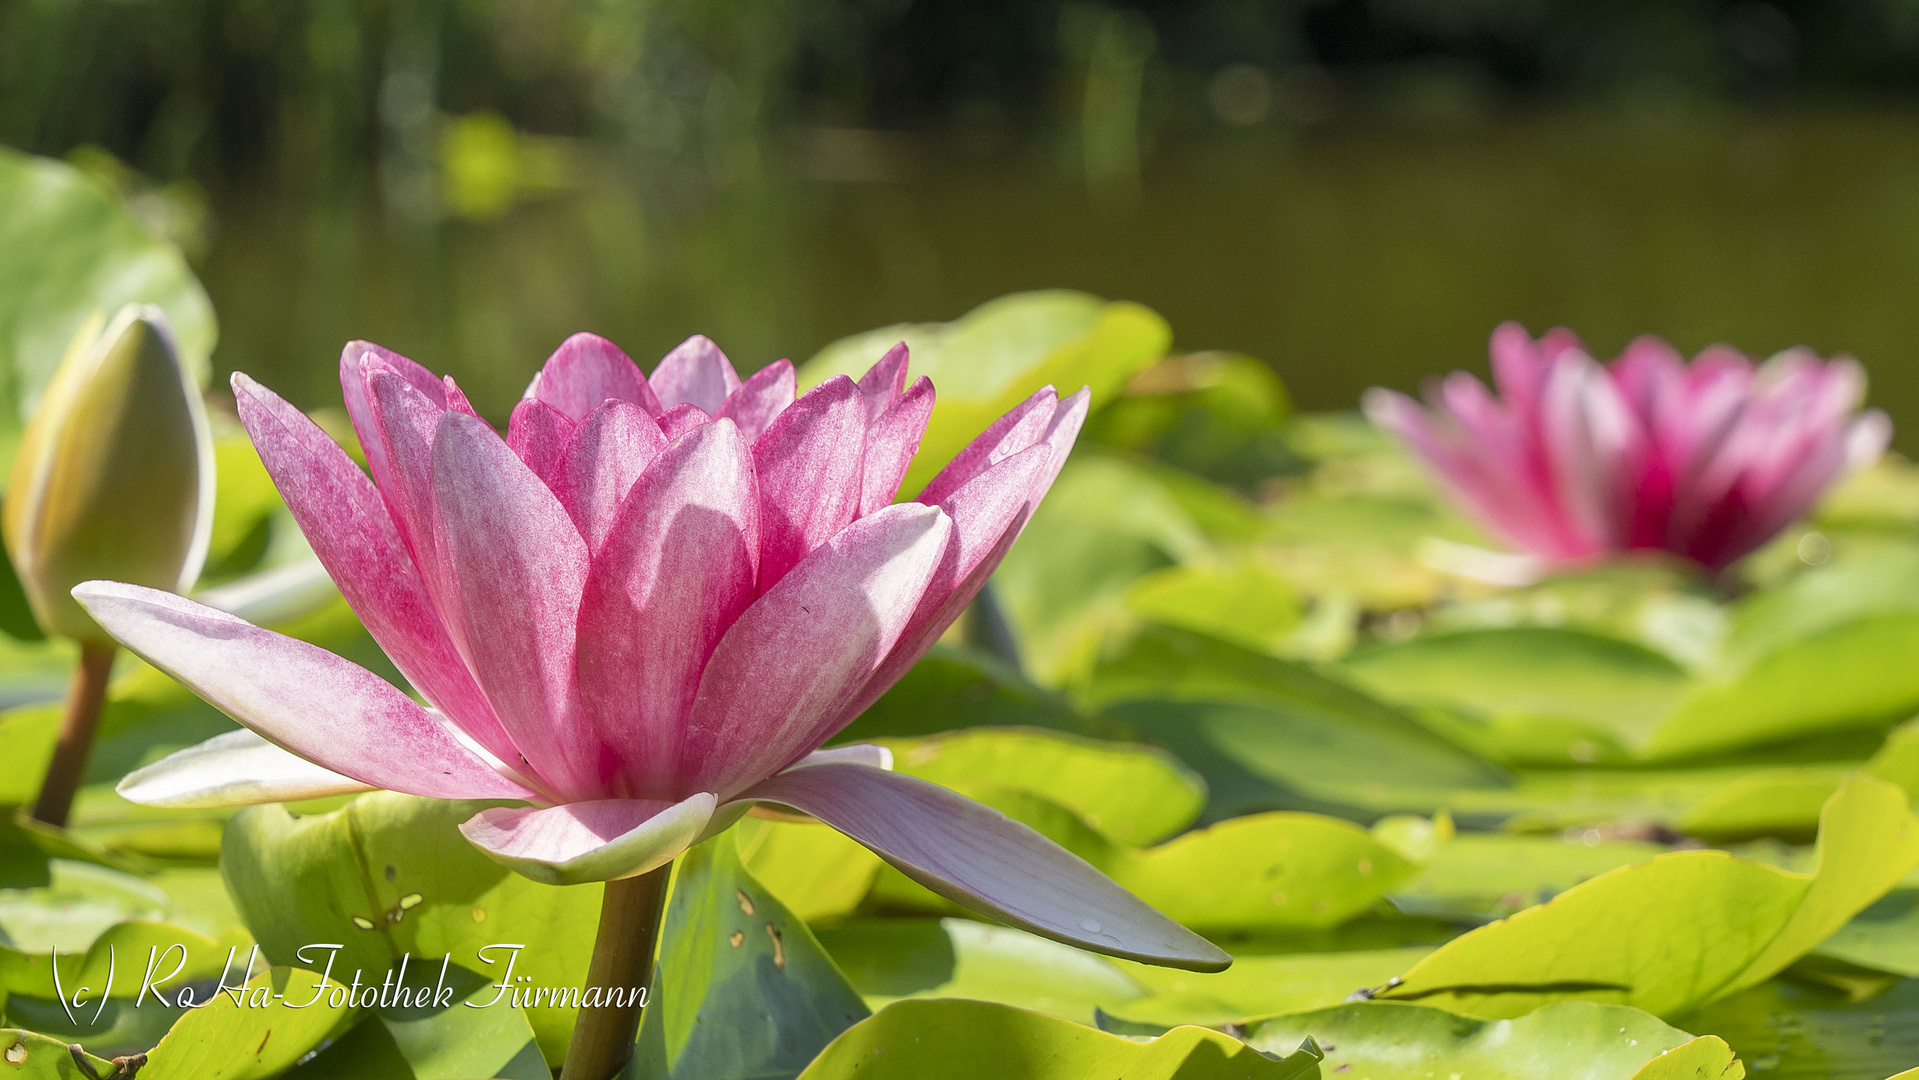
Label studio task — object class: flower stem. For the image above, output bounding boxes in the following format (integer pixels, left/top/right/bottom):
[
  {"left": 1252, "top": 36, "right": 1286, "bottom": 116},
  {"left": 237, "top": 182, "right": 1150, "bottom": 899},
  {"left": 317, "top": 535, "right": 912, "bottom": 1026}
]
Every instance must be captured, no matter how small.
[
  {"left": 560, "top": 864, "right": 673, "bottom": 1080},
  {"left": 30, "top": 641, "right": 116, "bottom": 828}
]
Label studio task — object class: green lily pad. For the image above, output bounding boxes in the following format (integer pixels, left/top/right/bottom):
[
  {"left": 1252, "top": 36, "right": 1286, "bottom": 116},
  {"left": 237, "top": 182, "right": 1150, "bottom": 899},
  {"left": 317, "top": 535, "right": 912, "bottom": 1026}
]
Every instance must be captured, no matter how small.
[
  {"left": 1676, "top": 975, "right": 1919, "bottom": 1079},
  {"left": 1814, "top": 888, "right": 1919, "bottom": 977},
  {"left": 1244, "top": 1000, "right": 1714, "bottom": 1080},
  {"left": 1645, "top": 614, "right": 1919, "bottom": 761},
  {"left": 859, "top": 780, "right": 1418, "bottom": 935},
  {"left": 283, "top": 962, "right": 548, "bottom": 1080},
  {"left": 1717, "top": 545, "right": 1919, "bottom": 675},
  {"left": 800, "top": 290, "right": 1170, "bottom": 499},
  {"left": 795, "top": 998, "right": 1320, "bottom": 1080},
  {"left": 219, "top": 792, "right": 602, "bottom": 1067},
  {"left": 0, "top": 1028, "right": 114, "bottom": 1078},
  {"left": 1088, "top": 625, "right": 1507, "bottom": 822},
  {"left": 816, "top": 917, "right": 1147, "bottom": 1020},
  {"left": 139, "top": 967, "right": 353, "bottom": 1080},
  {"left": 1378, "top": 776, "right": 1919, "bottom": 1018},
  {"left": 737, "top": 819, "right": 884, "bottom": 923},
  {"left": 831, "top": 645, "right": 1084, "bottom": 744},
  {"left": 0, "top": 148, "right": 215, "bottom": 473},
  {"left": 1104, "top": 947, "right": 1440, "bottom": 1028},
  {"left": 1124, "top": 560, "right": 1302, "bottom": 656},
  {"left": 1111, "top": 811, "right": 1417, "bottom": 932},
  {"left": 630, "top": 831, "right": 870, "bottom": 1080},
  {"left": 1340, "top": 627, "right": 1692, "bottom": 766},
  {"left": 994, "top": 454, "right": 1213, "bottom": 687},
  {"left": 880, "top": 727, "right": 1206, "bottom": 847},
  {"left": 1390, "top": 832, "right": 1671, "bottom": 923}
]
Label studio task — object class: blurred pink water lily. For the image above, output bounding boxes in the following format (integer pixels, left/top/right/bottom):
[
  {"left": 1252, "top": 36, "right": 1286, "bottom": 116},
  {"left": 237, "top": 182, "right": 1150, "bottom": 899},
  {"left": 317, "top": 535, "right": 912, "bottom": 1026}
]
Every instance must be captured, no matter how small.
[
  {"left": 1364, "top": 322, "right": 1892, "bottom": 572},
  {"left": 86, "top": 333, "right": 1227, "bottom": 971}
]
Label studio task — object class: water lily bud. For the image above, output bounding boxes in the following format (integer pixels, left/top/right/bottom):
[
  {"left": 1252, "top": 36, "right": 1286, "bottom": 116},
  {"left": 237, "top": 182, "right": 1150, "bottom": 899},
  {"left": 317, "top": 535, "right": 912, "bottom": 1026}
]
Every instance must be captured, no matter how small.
[{"left": 4, "top": 305, "right": 213, "bottom": 642}]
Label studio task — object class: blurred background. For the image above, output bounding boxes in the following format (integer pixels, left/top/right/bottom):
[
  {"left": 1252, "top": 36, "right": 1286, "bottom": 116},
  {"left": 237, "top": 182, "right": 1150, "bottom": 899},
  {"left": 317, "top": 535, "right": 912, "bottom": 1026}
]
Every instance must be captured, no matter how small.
[{"left": 6, "top": 0, "right": 1919, "bottom": 439}]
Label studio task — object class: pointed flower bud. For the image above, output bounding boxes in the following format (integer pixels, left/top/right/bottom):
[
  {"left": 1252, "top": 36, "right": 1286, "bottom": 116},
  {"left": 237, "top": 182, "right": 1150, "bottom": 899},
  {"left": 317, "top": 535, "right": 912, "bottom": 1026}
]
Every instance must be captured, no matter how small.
[{"left": 4, "top": 305, "right": 214, "bottom": 642}]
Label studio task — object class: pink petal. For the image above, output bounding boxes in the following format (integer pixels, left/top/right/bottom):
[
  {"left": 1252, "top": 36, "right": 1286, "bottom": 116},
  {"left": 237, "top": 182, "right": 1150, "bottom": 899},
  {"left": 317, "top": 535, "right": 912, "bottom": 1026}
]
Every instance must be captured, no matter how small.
[
  {"left": 431, "top": 411, "right": 605, "bottom": 799},
  {"left": 553, "top": 401, "right": 669, "bottom": 554},
  {"left": 529, "top": 332, "right": 661, "bottom": 420},
  {"left": 578, "top": 419, "right": 760, "bottom": 798},
  {"left": 441, "top": 375, "right": 481, "bottom": 419},
  {"left": 339, "top": 342, "right": 443, "bottom": 507},
  {"left": 752, "top": 375, "right": 869, "bottom": 590},
  {"left": 857, "top": 342, "right": 911, "bottom": 423},
  {"left": 73, "top": 582, "right": 538, "bottom": 803},
  {"left": 459, "top": 793, "right": 717, "bottom": 885},
  {"left": 658, "top": 402, "right": 713, "bottom": 441},
  {"left": 233, "top": 373, "right": 523, "bottom": 768},
  {"left": 651, "top": 335, "right": 741, "bottom": 413},
  {"left": 917, "top": 387, "right": 1059, "bottom": 507},
  {"left": 845, "top": 443, "right": 1051, "bottom": 722},
  {"left": 505, "top": 398, "right": 577, "bottom": 487},
  {"left": 736, "top": 763, "right": 1230, "bottom": 971},
  {"left": 859, "top": 376, "right": 935, "bottom": 516},
  {"left": 679, "top": 502, "right": 952, "bottom": 798},
  {"left": 717, "top": 359, "right": 797, "bottom": 443},
  {"left": 363, "top": 364, "right": 453, "bottom": 573}
]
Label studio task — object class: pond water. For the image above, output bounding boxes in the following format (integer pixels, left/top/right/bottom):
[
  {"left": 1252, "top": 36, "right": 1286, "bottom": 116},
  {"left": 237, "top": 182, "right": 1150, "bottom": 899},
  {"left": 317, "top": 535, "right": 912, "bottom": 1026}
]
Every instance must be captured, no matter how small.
[{"left": 200, "top": 103, "right": 1919, "bottom": 447}]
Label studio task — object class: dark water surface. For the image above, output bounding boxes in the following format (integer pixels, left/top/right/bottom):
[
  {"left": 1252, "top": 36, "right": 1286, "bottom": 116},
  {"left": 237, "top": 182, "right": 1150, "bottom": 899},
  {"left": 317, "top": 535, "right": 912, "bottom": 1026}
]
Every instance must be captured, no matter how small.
[{"left": 201, "top": 105, "right": 1919, "bottom": 446}]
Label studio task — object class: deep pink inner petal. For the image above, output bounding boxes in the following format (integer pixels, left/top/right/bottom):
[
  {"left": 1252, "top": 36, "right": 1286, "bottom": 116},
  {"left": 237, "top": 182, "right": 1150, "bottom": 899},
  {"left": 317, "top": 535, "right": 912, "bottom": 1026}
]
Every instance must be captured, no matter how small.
[
  {"left": 431, "top": 411, "right": 605, "bottom": 799},
  {"left": 752, "top": 375, "right": 870, "bottom": 591},
  {"left": 577, "top": 419, "right": 760, "bottom": 798}
]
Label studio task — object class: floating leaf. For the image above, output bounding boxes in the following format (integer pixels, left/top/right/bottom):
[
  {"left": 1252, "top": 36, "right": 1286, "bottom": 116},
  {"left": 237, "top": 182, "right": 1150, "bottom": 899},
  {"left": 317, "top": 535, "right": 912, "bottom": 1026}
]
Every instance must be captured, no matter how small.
[
  {"left": 1088, "top": 625, "right": 1507, "bottom": 822},
  {"left": 801, "top": 290, "right": 1170, "bottom": 498},
  {"left": 737, "top": 819, "right": 884, "bottom": 923},
  {"left": 1814, "top": 887, "right": 1919, "bottom": 977},
  {"left": 631, "top": 832, "right": 870, "bottom": 1079},
  {"left": 1379, "top": 776, "right": 1919, "bottom": 1018},
  {"left": 1244, "top": 1001, "right": 1705, "bottom": 1080},
  {"left": 1390, "top": 832, "right": 1670, "bottom": 923},
  {"left": 220, "top": 793, "right": 601, "bottom": 1066},
  {"left": 1104, "top": 947, "right": 1439, "bottom": 1028},
  {"left": 1677, "top": 975, "right": 1919, "bottom": 1079},
  {"left": 881, "top": 727, "right": 1205, "bottom": 847},
  {"left": 994, "top": 454, "right": 1212, "bottom": 687},
  {"left": 816, "top": 917, "right": 1147, "bottom": 1020},
  {"left": 139, "top": 967, "right": 353, "bottom": 1080},
  {"left": 795, "top": 998, "right": 1320, "bottom": 1080},
  {"left": 1341, "top": 627, "right": 1691, "bottom": 766},
  {"left": 1645, "top": 614, "right": 1919, "bottom": 761},
  {"left": 0, "top": 1028, "right": 114, "bottom": 1078},
  {"left": 832, "top": 645, "right": 1083, "bottom": 744},
  {"left": 1124, "top": 560, "right": 1302, "bottom": 656}
]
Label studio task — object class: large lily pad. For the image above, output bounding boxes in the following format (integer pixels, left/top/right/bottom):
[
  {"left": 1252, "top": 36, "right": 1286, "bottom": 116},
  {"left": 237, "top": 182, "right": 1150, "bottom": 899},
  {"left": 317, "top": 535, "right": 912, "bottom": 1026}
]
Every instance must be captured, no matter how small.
[
  {"left": 994, "top": 454, "right": 1214, "bottom": 687},
  {"left": 1243, "top": 1001, "right": 1719, "bottom": 1080},
  {"left": 795, "top": 998, "right": 1320, "bottom": 1080},
  {"left": 800, "top": 290, "right": 1169, "bottom": 499},
  {"left": 880, "top": 727, "right": 1206, "bottom": 847},
  {"left": 1340, "top": 627, "right": 1691, "bottom": 766},
  {"left": 0, "top": 1028, "right": 114, "bottom": 1078},
  {"left": 630, "top": 832, "right": 870, "bottom": 1079},
  {"left": 1088, "top": 625, "right": 1507, "bottom": 822},
  {"left": 817, "top": 917, "right": 1148, "bottom": 1020},
  {"left": 139, "top": 967, "right": 353, "bottom": 1080},
  {"left": 219, "top": 793, "right": 601, "bottom": 1066},
  {"left": 1378, "top": 776, "right": 1919, "bottom": 1018},
  {"left": 831, "top": 645, "right": 1083, "bottom": 744},
  {"left": 1676, "top": 975, "right": 1919, "bottom": 1079}
]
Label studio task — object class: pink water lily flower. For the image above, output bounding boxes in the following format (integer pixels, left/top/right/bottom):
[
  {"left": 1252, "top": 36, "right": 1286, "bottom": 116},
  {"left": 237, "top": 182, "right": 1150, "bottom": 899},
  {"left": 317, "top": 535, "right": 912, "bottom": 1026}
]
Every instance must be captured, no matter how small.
[
  {"left": 87, "top": 333, "right": 1227, "bottom": 971},
  {"left": 1364, "top": 322, "right": 1892, "bottom": 571}
]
